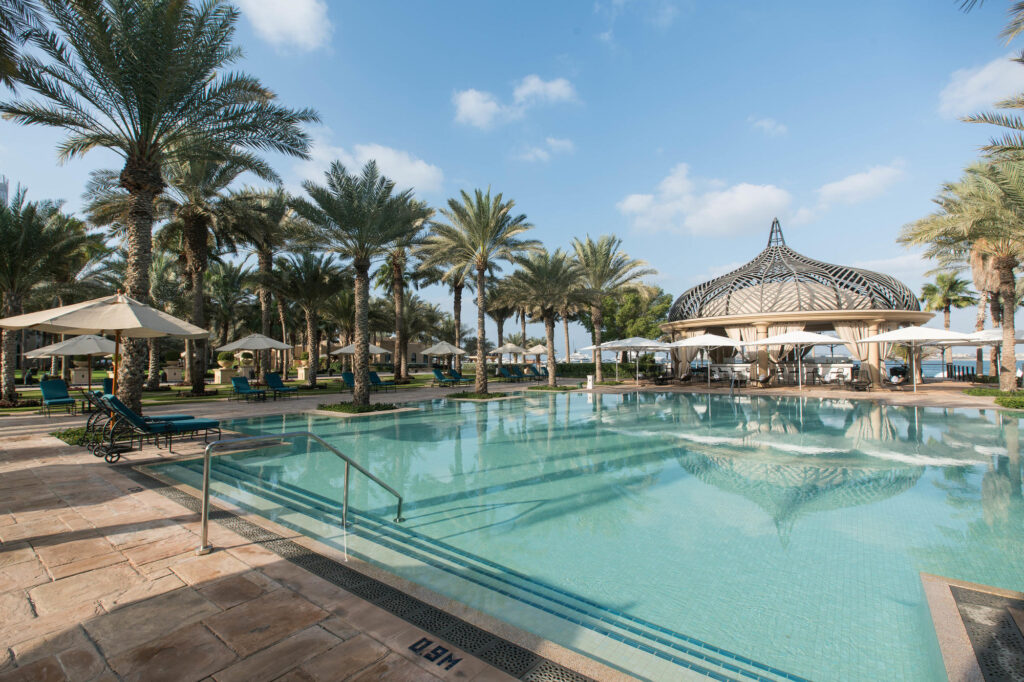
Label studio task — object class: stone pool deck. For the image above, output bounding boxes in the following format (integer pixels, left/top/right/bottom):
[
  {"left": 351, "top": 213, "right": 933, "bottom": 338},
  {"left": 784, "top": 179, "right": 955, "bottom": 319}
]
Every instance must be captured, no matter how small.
[{"left": 0, "top": 378, "right": 1009, "bottom": 681}]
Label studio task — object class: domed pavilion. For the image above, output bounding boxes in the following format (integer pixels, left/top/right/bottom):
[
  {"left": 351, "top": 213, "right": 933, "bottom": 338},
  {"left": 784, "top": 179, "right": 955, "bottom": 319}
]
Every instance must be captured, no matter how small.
[{"left": 660, "top": 219, "right": 932, "bottom": 386}]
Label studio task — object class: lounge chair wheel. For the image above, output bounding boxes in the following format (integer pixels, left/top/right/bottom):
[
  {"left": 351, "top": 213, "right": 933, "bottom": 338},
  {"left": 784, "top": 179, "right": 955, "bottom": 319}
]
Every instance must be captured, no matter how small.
[{"left": 104, "top": 451, "right": 121, "bottom": 464}]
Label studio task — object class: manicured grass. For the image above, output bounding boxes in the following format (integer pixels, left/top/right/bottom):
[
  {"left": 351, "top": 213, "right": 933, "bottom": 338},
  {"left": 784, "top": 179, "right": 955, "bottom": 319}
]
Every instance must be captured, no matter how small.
[
  {"left": 317, "top": 401, "right": 397, "bottom": 413},
  {"left": 996, "top": 395, "right": 1024, "bottom": 410},
  {"left": 448, "top": 392, "right": 508, "bottom": 400},
  {"left": 596, "top": 380, "right": 623, "bottom": 386},
  {"left": 963, "top": 387, "right": 1017, "bottom": 397},
  {"left": 51, "top": 427, "right": 103, "bottom": 446},
  {"left": 527, "top": 385, "right": 574, "bottom": 392}
]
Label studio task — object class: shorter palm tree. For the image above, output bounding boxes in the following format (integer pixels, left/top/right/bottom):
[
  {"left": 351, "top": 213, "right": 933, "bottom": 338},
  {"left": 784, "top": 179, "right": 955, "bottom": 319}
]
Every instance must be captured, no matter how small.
[
  {"left": 921, "top": 272, "right": 978, "bottom": 366},
  {"left": 504, "top": 250, "right": 583, "bottom": 386}
]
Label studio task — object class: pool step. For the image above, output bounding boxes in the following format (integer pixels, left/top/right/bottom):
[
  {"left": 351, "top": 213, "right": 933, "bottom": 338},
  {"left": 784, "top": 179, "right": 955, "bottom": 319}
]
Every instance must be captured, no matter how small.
[{"left": 187, "top": 459, "right": 805, "bottom": 682}]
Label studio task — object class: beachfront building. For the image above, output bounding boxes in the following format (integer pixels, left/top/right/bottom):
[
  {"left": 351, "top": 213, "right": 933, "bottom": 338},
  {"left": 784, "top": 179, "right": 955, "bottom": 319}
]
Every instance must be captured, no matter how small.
[{"left": 661, "top": 219, "right": 932, "bottom": 386}]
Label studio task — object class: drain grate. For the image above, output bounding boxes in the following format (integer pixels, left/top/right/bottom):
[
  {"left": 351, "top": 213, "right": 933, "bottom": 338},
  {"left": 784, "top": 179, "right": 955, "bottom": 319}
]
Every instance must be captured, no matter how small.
[
  {"left": 125, "top": 465, "right": 596, "bottom": 682},
  {"left": 951, "top": 586, "right": 1024, "bottom": 682}
]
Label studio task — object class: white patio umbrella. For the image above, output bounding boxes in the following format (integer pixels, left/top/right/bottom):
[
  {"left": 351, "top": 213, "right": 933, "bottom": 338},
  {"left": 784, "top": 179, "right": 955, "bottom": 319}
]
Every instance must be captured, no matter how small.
[
  {"left": 525, "top": 343, "right": 548, "bottom": 363},
  {"left": 217, "top": 333, "right": 293, "bottom": 378},
  {"left": 858, "top": 326, "right": 971, "bottom": 392},
  {"left": 743, "top": 331, "right": 839, "bottom": 390},
  {"left": 331, "top": 342, "right": 390, "bottom": 355},
  {"left": 964, "top": 328, "right": 1024, "bottom": 345},
  {"left": 25, "top": 334, "right": 116, "bottom": 392},
  {"left": 670, "top": 333, "right": 742, "bottom": 388},
  {"left": 598, "top": 337, "right": 673, "bottom": 383},
  {"left": 0, "top": 293, "right": 209, "bottom": 396}
]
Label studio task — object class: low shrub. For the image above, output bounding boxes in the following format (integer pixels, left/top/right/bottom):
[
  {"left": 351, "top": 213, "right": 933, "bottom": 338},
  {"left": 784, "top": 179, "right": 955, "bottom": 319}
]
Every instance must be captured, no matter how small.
[
  {"left": 216, "top": 351, "right": 234, "bottom": 362},
  {"left": 975, "top": 374, "right": 1000, "bottom": 384},
  {"left": 596, "top": 380, "right": 623, "bottom": 386},
  {"left": 0, "top": 398, "right": 41, "bottom": 408},
  {"left": 964, "top": 387, "right": 1014, "bottom": 396},
  {"left": 554, "top": 362, "right": 620, "bottom": 378},
  {"left": 317, "top": 401, "right": 396, "bottom": 413},
  {"left": 996, "top": 395, "right": 1024, "bottom": 410},
  {"left": 51, "top": 427, "right": 103, "bottom": 446}
]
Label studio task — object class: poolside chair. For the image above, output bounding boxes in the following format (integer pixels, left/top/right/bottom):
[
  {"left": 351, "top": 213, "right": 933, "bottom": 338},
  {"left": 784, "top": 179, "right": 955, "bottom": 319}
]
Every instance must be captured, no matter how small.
[
  {"left": 447, "top": 368, "right": 473, "bottom": 385},
  {"left": 755, "top": 369, "right": 773, "bottom": 389},
  {"left": 369, "top": 371, "right": 396, "bottom": 393},
  {"left": 81, "top": 390, "right": 195, "bottom": 455},
  {"left": 99, "top": 394, "right": 220, "bottom": 460},
  {"left": 265, "top": 372, "right": 298, "bottom": 400},
  {"left": 524, "top": 365, "right": 543, "bottom": 381},
  {"left": 846, "top": 370, "right": 871, "bottom": 392},
  {"left": 39, "top": 379, "right": 76, "bottom": 416},
  {"left": 432, "top": 368, "right": 457, "bottom": 388},
  {"left": 498, "top": 367, "right": 522, "bottom": 383},
  {"left": 539, "top": 366, "right": 554, "bottom": 380},
  {"left": 231, "top": 376, "right": 266, "bottom": 402},
  {"left": 102, "top": 377, "right": 113, "bottom": 395},
  {"left": 509, "top": 366, "right": 530, "bottom": 381}
]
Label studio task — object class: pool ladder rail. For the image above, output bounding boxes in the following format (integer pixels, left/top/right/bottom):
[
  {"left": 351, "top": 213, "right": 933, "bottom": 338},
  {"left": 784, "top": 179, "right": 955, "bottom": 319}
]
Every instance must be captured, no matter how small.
[{"left": 197, "top": 431, "right": 404, "bottom": 555}]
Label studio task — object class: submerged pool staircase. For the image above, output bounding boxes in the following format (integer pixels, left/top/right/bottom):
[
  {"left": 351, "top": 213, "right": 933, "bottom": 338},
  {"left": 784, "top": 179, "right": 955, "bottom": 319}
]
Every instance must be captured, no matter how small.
[{"left": 180, "top": 435, "right": 807, "bottom": 682}]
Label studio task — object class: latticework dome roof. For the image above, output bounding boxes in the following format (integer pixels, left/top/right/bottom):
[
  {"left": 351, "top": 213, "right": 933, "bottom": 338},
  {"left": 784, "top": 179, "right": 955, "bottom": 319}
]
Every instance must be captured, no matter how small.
[{"left": 669, "top": 219, "right": 920, "bottom": 322}]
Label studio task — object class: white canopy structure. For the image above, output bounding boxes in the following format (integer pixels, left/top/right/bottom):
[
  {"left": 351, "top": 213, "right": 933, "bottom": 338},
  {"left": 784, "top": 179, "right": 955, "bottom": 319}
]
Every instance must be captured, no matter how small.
[
  {"left": 216, "top": 333, "right": 291, "bottom": 351},
  {"left": 422, "top": 341, "right": 466, "bottom": 356},
  {"left": 858, "top": 326, "right": 971, "bottom": 392},
  {"left": 744, "top": 331, "right": 840, "bottom": 389},
  {"left": 331, "top": 342, "right": 390, "bottom": 355},
  {"left": 25, "top": 335, "right": 117, "bottom": 392},
  {"left": 0, "top": 293, "right": 208, "bottom": 396},
  {"left": 594, "top": 337, "right": 673, "bottom": 382},
  {"left": 963, "top": 328, "right": 1024, "bottom": 345},
  {"left": 525, "top": 343, "right": 548, "bottom": 362},
  {"left": 491, "top": 342, "right": 527, "bottom": 355},
  {"left": 671, "top": 333, "right": 742, "bottom": 387}
]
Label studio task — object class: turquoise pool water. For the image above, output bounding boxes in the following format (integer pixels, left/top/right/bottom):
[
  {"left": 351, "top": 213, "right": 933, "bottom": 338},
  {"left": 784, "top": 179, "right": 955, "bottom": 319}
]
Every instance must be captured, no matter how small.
[{"left": 155, "top": 393, "right": 1024, "bottom": 681}]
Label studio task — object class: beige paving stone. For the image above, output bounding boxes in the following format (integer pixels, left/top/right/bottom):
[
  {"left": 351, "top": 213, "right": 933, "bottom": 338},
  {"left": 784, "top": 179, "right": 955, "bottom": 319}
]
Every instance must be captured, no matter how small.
[
  {"left": 319, "top": 613, "right": 360, "bottom": 641},
  {"left": 197, "top": 573, "right": 268, "bottom": 610},
  {"left": 258, "top": 559, "right": 357, "bottom": 611},
  {"left": 10, "top": 626, "right": 91, "bottom": 668},
  {"left": 170, "top": 550, "right": 249, "bottom": 586},
  {"left": 29, "top": 563, "right": 141, "bottom": 615},
  {"left": 108, "top": 622, "right": 236, "bottom": 682},
  {"left": 212, "top": 626, "right": 339, "bottom": 682},
  {"left": 0, "top": 541, "right": 36, "bottom": 568},
  {"left": 0, "top": 590, "right": 34, "bottom": 621},
  {"left": 108, "top": 522, "right": 191, "bottom": 552},
  {"left": 120, "top": 532, "right": 198, "bottom": 567},
  {"left": 298, "top": 634, "right": 389, "bottom": 681},
  {"left": 0, "top": 515, "right": 69, "bottom": 543},
  {"left": 48, "top": 550, "right": 124, "bottom": 581},
  {"left": 0, "top": 603, "right": 103, "bottom": 649},
  {"left": 348, "top": 652, "right": 439, "bottom": 681},
  {"left": 98, "top": 573, "right": 185, "bottom": 611},
  {"left": 85, "top": 585, "right": 221, "bottom": 657},
  {"left": 56, "top": 641, "right": 106, "bottom": 681},
  {"left": 0, "top": 656, "right": 66, "bottom": 682},
  {"left": 225, "top": 541, "right": 281, "bottom": 568},
  {"left": 34, "top": 537, "right": 113, "bottom": 570},
  {"left": 203, "top": 588, "right": 327, "bottom": 657},
  {"left": 0, "top": 557, "right": 51, "bottom": 594}
]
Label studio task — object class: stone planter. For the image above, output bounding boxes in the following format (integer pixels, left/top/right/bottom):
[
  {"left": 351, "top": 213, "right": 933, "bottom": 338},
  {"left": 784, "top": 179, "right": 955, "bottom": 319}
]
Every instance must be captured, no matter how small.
[
  {"left": 163, "top": 366, "right": 183, "bottom": 383},
  {"left": 212, "top": 367, "right": 236, "bottom": 385},
  {"left": 217, "top": 360, "right": 233, "bottom": 369}
]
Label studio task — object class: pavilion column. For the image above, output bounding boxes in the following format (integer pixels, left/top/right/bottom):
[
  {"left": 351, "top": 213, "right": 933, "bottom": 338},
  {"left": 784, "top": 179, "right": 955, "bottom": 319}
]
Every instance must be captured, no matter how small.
[
  {"left": 866, "top": 320, "right": 882, "bottom": 388},
  {"left": 755, "top": 323, "right": 769, "bottom": 377}
]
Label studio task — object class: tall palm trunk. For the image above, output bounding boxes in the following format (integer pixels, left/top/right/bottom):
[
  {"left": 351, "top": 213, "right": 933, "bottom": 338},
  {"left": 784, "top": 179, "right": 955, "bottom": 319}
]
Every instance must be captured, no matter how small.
[
  {"left": 278, "top": 298, "right": 288, "bottom": 375},
  {"left": 183, "top": 217, "right": 208, "bottom": 395},
  {"left": 991, "top": 292, "right": 1002, "bottom": 378},
  {"left": 393, "top": 258, "right": 407, "bottom": 380},
  {"left": 997, "top": 259, "right": 1018, "bottom": 391},
  {"left": 453, "top": 282, "right": 463, "bottom": 373},
  {"left": 562, "top": 315, "right": 570, "bottom": 363},
  {"left": 1, "top": 294, "right": 21, "bottom": 402},
  {"left": 258, "top": 251, "right": 273, "bottom": 379},
  {"left": 496, "top": 318, "right": 504, "bottom": 369},
  {"left": 304, "top": 309, "right": 318, "bottom": 388},
  {"left": 520, "top": 310, "right": 527, "bottom": 362},
  {"left": 940, "top": 305, "right": 951, "bottom": 368},
  {"left": 475, "top": 265, "right": 488, "bottom": 394},
  {"left": 353, "top": 266, "right": 371, "bottom": 405},
  {"left": 145, "top": 338, "right": 161, "bottom": 390},
  {"left": 544, "top": 314, "right": 557, "bottom": 387},
  {"left": 591, "top": 304, "right": 604, "bottom": 382},
  {"left": 976, "top": 290, "right": 988, "bottom": 376},
  {"left": 119, "top": 167, "right": 160, "bottom": 411}
]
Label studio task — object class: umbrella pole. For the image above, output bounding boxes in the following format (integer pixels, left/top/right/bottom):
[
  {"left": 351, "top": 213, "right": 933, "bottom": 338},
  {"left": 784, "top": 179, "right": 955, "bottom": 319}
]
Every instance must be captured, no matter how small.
[
  {"left": 707, "top": 347, "right": 711, "bottom": 389},
  {"left": 798, "top": 346, "right": 803, "bottom": 390},
  {"left": 87, "top": 354, "right": 92, "bottom": 393},
  {"left": 913, "top": 343, "right": 917, "bottom": 393},
  {"left": 112, "top": 331, "right": 121, "bottom": 397}
]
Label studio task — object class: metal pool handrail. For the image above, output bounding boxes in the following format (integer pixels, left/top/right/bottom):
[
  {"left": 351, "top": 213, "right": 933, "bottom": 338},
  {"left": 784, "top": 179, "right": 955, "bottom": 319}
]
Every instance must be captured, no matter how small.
[{"left": 197, "top": 431, "right": 404, "bottom": 555}]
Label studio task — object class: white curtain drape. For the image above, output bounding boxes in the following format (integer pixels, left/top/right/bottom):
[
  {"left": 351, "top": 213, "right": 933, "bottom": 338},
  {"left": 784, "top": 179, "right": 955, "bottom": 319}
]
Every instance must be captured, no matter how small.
[
  {"left": 834, "top": 322, "right": 870, "bottom": 361},
  {"left": 767, "top": 323, "right": 804, "bottom": 362},
  {"left": 724, "top": 325, "right": 758, "bottom": 361},
  {"left": 671, "top": 331, "right": 702, "bottom": 378}
]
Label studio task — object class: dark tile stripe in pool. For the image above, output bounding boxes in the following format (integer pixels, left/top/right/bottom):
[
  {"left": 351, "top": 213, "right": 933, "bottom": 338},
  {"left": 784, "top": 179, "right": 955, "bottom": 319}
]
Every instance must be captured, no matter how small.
[
  {"left": 173, "top": 457, "right": 807, "bottom": 682},
  {"left": 122, "top": 465, "right": 594, "bottom": 682}
]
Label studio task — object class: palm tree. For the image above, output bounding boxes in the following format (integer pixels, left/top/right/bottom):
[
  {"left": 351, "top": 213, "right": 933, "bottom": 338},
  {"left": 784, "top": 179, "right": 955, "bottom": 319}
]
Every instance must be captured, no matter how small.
[
  {"left": 0, "top": 0, "right": 317, "bottom": 409},
  {"left": 0, "top": 188, "right": 89, "bottom": 401},
  {"left": 293, "top": 161, "right": 412, "bottom": 404},
  {"left": 486, "top": 278, "right": 514, "bottom": 368},
  {"left": 422, "top": 189, "right": 538, "bottom": 393},
  {"left": 504, "top": 250, "right": 583, "bottom": 387},
  {"left": 921, "top": 273, "right": 978, "bottom": 366},
  {"left": 206, "top": 260, "right": 254, "bottom": 349},
  {"left": 572, "top": 235, "right": 656, "bottom": 381},
  {"left": 373, "top": 198, "right": 432, "bottom": 381},
  {"left": 322, "top": 286, "right": 356, "bottom": 371},
  {"left": 0, "top": 0, "right": 41, "bottom": 89},
  {"left": 264, "top": 253, "right": 345, "bottom": 388},
  {"left": 147, "top": 249, "right": 188, "bottom": 390},
  {"left": 900, "top": 163, "right": 1024, "bottom": 390}
]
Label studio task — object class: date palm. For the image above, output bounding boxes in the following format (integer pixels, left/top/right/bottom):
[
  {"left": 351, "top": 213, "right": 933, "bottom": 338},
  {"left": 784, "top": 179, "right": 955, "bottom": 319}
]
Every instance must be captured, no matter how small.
[
  {"left": 0, "top": 0, "right": 41, "bottom": 89},
  {"left": 486, "top": 278, "right": 514, "bottom": 368},
  {"left": 206, "top": 260, "right": 253, "bottom": 349},
  {"left": 504, "top": 250, "right": 583, "bottom": 387},
  {"left": 921, "top": 273, "right": 978, "bottom": 366},
  {"left": 422, "top": 189, "right": 538, "bottom": 393},
  {"left": 0, "top": 0, "right": 317, "bottom": 409},
  {"left": 572, "top": 235, "right": 655, "bottom": 381},
  {"left": 293, "top": 161, "right": 411, "bottom": 403}
]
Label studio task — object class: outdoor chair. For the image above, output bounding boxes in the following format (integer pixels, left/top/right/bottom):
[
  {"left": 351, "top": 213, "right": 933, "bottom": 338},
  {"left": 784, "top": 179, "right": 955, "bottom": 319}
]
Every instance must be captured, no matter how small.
[
  {"left": 432, "top": 368, "right": 457, "bottom": 387},
  {"left": 22, "top": 367, "right": 36, "bottom": 385},
  {"left": 341, "top": 372, "right": 356, "bottom": 391},
  {"left": 510, "top": 366, "right": 530, "bottom": 381},
  {"left": 540, "top": 366, "right": 553, "bottom": 379},
  {"left": 40, "top": 379, "right": 76, "bottom": 416},
  {"left": 447, "top": 369, "right": 473, "bottom": 384},
  {"left": 524, "top": 365, "right": 543, "bottom": 381},
  {"left": 885, "top": 373, "right": 908, "bottom": 391},
  {"left": 755, "top": 369, "right": 773, "bottom": 388},
  {"left": 265, "top": 372, "right": 298, "bottom": 400},
  {"left": 102, "top": 377, "right": 113, "bottom": 395},
  {"left": 846, "top": 370, "right": 871, "bottom": 392},
  {"left": 231, "top": 376, "right": 266, "bottom": 402},
  {"left": 98, "top": 394, "right": 220, "bottom": 461},
  {"left": 498, "top": 367, "right": 522, "bottom": 383},
  {"left": 369, "top": 371, "right": 396, "bottom": 392},
  {"left": 83, "top": 390, "right": 195, "bottom": 455}
]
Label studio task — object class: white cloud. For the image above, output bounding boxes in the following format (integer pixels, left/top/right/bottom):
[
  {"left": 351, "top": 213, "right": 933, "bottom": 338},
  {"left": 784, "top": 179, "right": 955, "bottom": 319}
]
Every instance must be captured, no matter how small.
[
  {"left": 749, "top": 116, "right": 788, "bottom": 136},
  {"left": 517, "top": 136, "right": 575, "bottom": 162},
  {"left": 453, "top": 89, "right": 503, "bottom": 129},
  {"left": 617, "top": 163, "right": 792, "bottom": 235},
  {"left": 851, "top": 253, "right": 929, "bottom": 285},
  {"left": 939, "top": 53, "right": 1024, "bottom": 118},
  {"left": 817, "top": 160, "right": 905, "bottom": 206},
  {"left": 453, "top": 75, "right": 577, "bottom": 129},
  {"left": 235, "top": 0, "right": 332, "bottom": 52},
  {"left": 295, "top": 133, "right": 443, "bottom": 193}
]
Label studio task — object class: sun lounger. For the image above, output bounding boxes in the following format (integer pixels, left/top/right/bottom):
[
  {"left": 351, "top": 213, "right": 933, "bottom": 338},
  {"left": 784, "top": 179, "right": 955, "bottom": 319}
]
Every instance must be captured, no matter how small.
[
  {"left": 447, "top": 369, "right": 473, "bottom": 384},
  {"left": 498, "top": 367, "right": 522, "bottom": 383},
  {"left": 369, "top": 371, "right": 396, "bottom": 392},
  {"left": 231, "top": 376, "right": 266, "bottom": 401},
  {"left": 265, "top": 372, "right": 298, "bottom": 399},
  {"left": 40, "top": 379, "right": 76, "bottom": 416},
  {"left": 432, "top": 368, "right": 457, "bottom": 387},
  {"left": 99, "top": 394, "right": 220, "bottom": 461},
  {"left": 524, "top": 365, "right": 543, "bottom": 381}
]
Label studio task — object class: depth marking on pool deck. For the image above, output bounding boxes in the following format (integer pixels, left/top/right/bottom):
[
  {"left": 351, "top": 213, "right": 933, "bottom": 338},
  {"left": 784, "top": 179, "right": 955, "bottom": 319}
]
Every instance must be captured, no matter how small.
[{"left": 123, "top": 465, "right": 598, "bottom": 682}]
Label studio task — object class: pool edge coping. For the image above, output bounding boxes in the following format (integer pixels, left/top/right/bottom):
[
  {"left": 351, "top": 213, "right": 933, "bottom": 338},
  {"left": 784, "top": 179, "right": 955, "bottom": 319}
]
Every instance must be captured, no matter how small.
[{"left": 920, "top": 572, "right": 986, "bottom": 682}]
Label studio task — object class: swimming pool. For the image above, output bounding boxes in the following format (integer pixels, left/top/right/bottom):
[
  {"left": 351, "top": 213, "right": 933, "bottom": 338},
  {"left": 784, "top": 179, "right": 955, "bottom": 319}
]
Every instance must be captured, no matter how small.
[{"left": 154, "top": 392, "right": 1024, "bottom": 680}]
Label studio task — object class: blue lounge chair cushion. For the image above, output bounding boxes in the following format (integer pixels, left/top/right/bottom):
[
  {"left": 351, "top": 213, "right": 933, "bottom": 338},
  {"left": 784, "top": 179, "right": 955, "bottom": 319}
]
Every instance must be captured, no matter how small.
[
  {"left": 433, "top": 369, "right": 456, "bottom": 385},
  {"left": 265, "top": 373, "right": 297, "bottom": 392},
  {"left": 369, "top": 372, "right": 395, "bottom": 386},
  {"left": 40, "top": 379, "right": 74, "bottom": 405}
]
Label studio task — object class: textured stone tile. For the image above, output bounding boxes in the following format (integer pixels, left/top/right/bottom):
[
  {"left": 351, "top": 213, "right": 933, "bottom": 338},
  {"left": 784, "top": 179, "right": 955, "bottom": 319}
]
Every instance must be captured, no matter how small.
[
  {"left": 34, "top": 537, "right": 113, "bottom": 570},
  {"left": 98, "top": 573, "right": 185, "bottom": 611},
  {"left": 48, "top": 551, "right": 124, "bottom": 581},
  {"left": 348, "top": 653, "right": 439, "bottom": 681},
  {"left": 56, "top": 641, "right": 106, "bottom": 681},
  {"left": 170, "top": 551, "right": 248, "bottom": 586},
  {"left": 86, "top": 586, "right": 220, "bottom": 657},
  {"left": 212, "top": 626, "right": 339, "bottom": 682},
  {"left": 0, "top": 591, "right": 34, "bottom": 622},
  {"left": 0, "top": 515, "right": 69, "bottom": 543},
  {"left": 203, "top": 589, "right": 327, "bottom": 657},
  {"left": 0, "top": 558, "right": 50, "bottom": 594},
  {"left": 225, "top": 542, "right": 280, "bottom": 568},
  {"left": 298, "top": 634, "right": 389, "bottom": 681},
  {"left": 197, "top": 573, "right": 268, "bottom": 610},
  {"left": 29, "top": 563, "right": 140, "bottom": 615},
  {"left": 108, "top": 622, "right": 236, "bottom": 682},
  {"left": 120, "top": 532, "right": 197, "bottom": 566},
  {"left": 0, "top": 603, "right": 103, "bottom": 649},
  {"left": 258, "top": 560, "right": 356, "bottom": 611},
  {"left": 0, "top": 656, "right": 66, "bottom": 682},
  {"left": 11, "top": 626, "right": 90, "bottom": 668},
  {"left": 0, "top": 541, "right": 36, "bottom": 568},
  {"left": 319, "top": 614, "right": 360, "bottom": 641}
]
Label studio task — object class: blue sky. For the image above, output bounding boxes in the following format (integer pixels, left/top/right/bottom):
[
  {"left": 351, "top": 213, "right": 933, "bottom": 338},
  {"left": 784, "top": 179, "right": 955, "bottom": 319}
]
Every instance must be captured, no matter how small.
[{"left": 2, "top": 0, "right": 1023, "bottom": 353}]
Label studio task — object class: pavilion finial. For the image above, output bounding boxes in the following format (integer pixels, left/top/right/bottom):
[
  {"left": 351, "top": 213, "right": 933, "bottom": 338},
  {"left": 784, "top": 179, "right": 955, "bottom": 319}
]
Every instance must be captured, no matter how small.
[{"left": 767, "top": 218, "right": 785, "bottom": 247}]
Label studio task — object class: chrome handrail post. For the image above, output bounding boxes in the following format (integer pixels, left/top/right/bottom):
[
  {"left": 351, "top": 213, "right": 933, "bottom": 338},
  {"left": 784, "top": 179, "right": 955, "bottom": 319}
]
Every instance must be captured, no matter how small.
[
  {"left": 197, "top": 441, "right": 215, "bottom": 555},
  {"left": 342, "top": 460, "right": 350, "bottom": 527}
]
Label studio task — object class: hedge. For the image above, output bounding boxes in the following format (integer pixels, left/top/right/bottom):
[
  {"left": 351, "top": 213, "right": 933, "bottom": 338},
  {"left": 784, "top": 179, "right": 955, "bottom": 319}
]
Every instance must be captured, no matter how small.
[{"left": 996, "top": 395, "right": 1024, "bottom": 410}]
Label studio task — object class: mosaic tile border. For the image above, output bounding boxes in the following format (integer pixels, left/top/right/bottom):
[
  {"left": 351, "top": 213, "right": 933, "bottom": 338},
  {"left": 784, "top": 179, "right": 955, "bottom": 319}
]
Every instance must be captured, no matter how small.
[{"left": 120, "top": 465, "right": 596, "bottom": 682}]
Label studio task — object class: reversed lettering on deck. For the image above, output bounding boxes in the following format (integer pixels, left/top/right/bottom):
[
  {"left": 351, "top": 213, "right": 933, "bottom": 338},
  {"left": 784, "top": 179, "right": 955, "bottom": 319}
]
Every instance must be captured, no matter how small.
[{"left": 409, "top": 637, "right": 462, "bottom": 670}]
